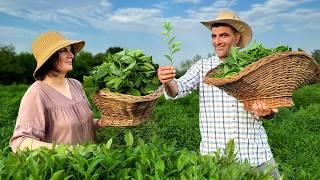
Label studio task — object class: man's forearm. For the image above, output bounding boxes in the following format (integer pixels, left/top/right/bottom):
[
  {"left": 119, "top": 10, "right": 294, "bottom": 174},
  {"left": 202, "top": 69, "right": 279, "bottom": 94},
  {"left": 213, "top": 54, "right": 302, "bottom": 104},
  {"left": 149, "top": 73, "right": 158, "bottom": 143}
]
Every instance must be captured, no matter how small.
[{"left": 164, "top": 80, "right": 179, "bottom": 98}]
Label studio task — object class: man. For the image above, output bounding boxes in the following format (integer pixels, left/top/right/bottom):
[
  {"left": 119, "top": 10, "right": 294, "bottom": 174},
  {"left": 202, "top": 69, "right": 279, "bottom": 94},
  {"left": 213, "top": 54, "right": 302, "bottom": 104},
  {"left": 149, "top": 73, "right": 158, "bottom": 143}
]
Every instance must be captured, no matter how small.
[{"left": 158, "top": 11, "right": 280, "bottom": 179}]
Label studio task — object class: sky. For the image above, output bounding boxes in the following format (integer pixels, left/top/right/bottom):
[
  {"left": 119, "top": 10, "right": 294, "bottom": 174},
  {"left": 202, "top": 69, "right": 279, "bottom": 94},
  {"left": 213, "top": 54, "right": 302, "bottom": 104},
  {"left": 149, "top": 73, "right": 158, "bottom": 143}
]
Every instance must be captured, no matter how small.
[{"left": 1, "top": 0, "right": 320, "bottom": 66}]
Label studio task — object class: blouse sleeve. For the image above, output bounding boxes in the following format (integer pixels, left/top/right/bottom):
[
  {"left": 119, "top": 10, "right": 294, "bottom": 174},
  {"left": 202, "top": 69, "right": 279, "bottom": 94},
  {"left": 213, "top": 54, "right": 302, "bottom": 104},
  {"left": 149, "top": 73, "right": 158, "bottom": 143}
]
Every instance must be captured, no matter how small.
[{"left": 10, "top": 87, "right": 46, "bottom": 151}]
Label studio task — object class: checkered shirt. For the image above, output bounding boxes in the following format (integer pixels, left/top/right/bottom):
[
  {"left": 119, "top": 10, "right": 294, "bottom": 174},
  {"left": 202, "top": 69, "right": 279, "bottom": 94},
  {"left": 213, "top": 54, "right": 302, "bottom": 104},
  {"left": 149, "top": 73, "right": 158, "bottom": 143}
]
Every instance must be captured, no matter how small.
[{"left": 164, "top": 55, "right": 273, "bottom": 166}]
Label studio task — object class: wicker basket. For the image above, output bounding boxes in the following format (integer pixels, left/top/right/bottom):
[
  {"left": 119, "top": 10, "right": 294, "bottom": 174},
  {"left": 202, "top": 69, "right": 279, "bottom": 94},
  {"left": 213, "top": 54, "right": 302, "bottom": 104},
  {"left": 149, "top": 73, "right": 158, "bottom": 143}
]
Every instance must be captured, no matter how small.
[
  {"left": 93, "top": 86, "right": 164, "bottom": 127},
  {"left": 204, "top": 51, "right": 320, "bottom": 111}
]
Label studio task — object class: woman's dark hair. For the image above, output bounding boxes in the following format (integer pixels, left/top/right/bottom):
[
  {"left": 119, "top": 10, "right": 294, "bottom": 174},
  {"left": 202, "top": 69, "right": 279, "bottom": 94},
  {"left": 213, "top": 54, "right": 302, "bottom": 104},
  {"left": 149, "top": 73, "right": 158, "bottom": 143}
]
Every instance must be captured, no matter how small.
[{"left": 34, "top": 45, "right": 75, "bottom": 80}]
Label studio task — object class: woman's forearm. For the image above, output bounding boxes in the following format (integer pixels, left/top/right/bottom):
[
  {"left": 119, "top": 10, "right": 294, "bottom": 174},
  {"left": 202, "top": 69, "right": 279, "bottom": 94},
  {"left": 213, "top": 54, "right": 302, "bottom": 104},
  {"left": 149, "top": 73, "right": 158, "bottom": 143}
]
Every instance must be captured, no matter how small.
[{"left": 17, "top": 137, "right": 53, "bottom": 152}]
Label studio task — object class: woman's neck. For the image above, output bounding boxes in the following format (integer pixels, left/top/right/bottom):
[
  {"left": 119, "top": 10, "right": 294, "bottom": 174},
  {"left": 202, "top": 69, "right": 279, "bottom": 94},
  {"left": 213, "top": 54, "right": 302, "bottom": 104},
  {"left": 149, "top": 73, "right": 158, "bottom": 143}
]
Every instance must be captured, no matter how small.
[{"left": 43, "top": 74, "right": 67, "bottom": 87}]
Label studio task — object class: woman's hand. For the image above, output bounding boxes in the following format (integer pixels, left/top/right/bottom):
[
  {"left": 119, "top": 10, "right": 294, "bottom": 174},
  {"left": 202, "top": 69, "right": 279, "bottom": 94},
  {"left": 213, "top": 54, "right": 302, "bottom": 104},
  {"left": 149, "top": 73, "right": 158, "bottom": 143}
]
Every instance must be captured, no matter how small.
[{"left": 94, "top": 118, "right": 103, "bottom": 129}]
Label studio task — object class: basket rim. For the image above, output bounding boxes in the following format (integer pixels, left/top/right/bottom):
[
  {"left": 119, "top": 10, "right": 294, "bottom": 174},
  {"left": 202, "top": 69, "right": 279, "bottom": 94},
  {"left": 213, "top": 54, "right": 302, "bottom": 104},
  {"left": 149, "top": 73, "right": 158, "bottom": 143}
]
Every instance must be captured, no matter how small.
[
  {"left": 94, "top": 85, "right": 164, "bottom": 103},
  {"left": 204, "top": 51, "right": 320, "bottom": 85}
]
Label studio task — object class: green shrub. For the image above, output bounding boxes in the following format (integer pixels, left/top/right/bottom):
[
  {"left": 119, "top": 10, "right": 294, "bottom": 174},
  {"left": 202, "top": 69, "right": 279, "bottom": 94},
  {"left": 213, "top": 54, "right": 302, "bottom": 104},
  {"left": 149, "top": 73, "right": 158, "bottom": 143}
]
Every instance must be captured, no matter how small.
[
  {"left": 0, "top": 132, "right": 273, "bottom": 179},
  {"left": 263, "top": 104, "right": 320, "bottom": 179}
]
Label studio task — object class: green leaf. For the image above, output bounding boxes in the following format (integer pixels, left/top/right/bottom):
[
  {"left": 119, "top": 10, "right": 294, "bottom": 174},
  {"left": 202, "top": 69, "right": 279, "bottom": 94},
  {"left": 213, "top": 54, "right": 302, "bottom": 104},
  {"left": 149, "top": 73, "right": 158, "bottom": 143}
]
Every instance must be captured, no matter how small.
[
  {"left": 223, "top": 64, "right": 230, "bottom": 74},
  {"left": 123, "top": 60, "right": 136, "bottom": 72},
  {"left": 230, "top": 47, "right": 238, "bottom": 62},
  {"left": 115, "top": 49, "right": 126, "bottom": 56},
  {"left": 124, "top": 130, "right": 134, "bottom": 147},
  {"left": 177, "top": 154, "right": 185, "bottom": 171},
  {"left": 142, "top": 62, "right": 155, "bottom": 71},
  {"left": 164, "top": 55, "right": 172, "bottom": 63},
  {"left": 70, "top": 164, "right": 86, "bottom": 176},
  {"left": 87, "top": 158, "right": 103, "bottom": 176},
  {"left": 169, "top": 37, "right": 176, "bottom": 44},
  {"left": 129, "top": 49, "right": 144, "bottom": 57},
  {"left": 127, "top": 88, "right": 141, "bottom": 96},
  {"left": 172, "top": 48, "right": 181, "bottom": 55},
  {"left": 135, "top": 168, "right": 143, "bottom": 180},
  {"left": 105, "top": 138, "right": 112, "bottom": 149},
  {"left": 155, "top": 159, "right": 165, "bottom": 173},
  {"left": 113, "top": 78, "right": 122, "bottom": 90},
  {"left": 140, "top": 56, "right": 152, "bottom": 62},
  {"left": 120, "top": 56, "right": 135, "bottom": 64},
  {"left": 109, "top": 63, "right": 120, "bottom": 75},
  {"left": 50, "top": 170, "right": 65, "bottom": 180},
  {"left": 144, "top": 84, "right": 157, "bottom": 94},
  {"left": 173, "top": 42, "right": 182, "bottom": 47}
]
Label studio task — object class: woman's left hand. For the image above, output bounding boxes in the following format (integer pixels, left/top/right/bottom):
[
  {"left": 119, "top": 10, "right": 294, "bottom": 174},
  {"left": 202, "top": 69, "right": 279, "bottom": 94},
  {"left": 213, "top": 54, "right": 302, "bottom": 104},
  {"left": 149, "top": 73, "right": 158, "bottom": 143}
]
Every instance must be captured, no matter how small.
[{"left": 94, "top": 118, "right": 103, "bottom": 129}]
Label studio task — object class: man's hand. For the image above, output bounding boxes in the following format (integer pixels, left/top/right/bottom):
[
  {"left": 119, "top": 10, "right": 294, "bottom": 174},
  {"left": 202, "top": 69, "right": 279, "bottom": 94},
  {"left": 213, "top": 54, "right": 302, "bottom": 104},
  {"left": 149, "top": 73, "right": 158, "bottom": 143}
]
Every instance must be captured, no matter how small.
[
  {"left": 251, "top": 100, "right": 278, "bottom": 119},
  {"left": 157, "top": 66, "right": 176, "bottom": 85}
]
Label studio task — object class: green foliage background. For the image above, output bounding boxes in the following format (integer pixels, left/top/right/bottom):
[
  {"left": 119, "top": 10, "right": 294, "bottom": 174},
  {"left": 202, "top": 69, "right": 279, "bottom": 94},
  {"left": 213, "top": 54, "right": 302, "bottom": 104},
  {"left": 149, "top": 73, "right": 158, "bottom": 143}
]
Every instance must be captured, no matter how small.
[
  {"left": 0, "top": 83, "right": 320, "bottom": 179},
  {"left": 0, "top": 44, "right": 319, "bottom": 178}
]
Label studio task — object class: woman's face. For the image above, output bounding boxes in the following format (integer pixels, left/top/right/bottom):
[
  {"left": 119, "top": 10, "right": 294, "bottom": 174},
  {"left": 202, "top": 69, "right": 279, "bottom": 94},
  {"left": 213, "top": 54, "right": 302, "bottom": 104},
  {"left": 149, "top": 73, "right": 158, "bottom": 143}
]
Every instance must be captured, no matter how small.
[{"left": 56, "top": 45, "right": 74, "bottom": 73}]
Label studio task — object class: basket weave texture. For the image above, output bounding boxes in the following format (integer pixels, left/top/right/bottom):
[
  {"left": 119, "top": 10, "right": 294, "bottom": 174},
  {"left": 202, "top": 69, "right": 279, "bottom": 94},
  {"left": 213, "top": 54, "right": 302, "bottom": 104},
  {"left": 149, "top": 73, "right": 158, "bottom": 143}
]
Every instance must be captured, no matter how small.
[
  {"left": 93, "top": 86, "right": 164, "bottom": 127},
  {"left": 204, "top": 51, "right": 320, "bottom": 111}
]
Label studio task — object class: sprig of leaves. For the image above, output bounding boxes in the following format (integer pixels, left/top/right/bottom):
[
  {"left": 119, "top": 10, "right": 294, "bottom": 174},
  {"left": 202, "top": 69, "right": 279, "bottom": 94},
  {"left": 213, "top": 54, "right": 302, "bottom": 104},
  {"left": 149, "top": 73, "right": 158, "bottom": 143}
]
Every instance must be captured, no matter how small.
[{"left": 161, "top": 22, "right": 182, "bottom": 65}]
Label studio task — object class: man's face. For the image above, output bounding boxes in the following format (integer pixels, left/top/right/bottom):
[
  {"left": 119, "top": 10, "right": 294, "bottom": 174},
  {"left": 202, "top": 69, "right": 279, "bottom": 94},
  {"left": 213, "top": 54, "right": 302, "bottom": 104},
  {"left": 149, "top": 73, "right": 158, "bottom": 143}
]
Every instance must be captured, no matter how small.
[{"left": 211, "top": 26, "right": 240, "bottom": 59}]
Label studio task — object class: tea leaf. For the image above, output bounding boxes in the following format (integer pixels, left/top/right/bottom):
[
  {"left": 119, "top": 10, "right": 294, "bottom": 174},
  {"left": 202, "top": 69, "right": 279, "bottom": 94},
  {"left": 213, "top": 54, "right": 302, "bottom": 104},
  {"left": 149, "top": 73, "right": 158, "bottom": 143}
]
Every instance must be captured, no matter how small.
[{"left": 124, "top": 130, "right": 134, "bottom": 147}]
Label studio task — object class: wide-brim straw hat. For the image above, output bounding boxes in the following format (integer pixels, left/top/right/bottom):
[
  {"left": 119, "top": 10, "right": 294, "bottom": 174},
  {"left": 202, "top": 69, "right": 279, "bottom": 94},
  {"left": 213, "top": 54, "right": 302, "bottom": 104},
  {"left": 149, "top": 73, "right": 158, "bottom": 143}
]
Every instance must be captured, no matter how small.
[
  {"left": 200, "top": 10, "right": 252, "bottom": 48},
  {"left": 32, "top": 31, "right": 85, "bottom": 77}
]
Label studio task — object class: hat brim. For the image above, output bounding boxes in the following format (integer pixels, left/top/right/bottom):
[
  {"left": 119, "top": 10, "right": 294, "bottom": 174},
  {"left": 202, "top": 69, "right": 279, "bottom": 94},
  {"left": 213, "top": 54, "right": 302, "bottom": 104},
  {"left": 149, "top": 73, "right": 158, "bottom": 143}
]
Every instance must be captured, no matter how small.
[
  {"left": 200, "top": 19, "right": 252, "bottom": 49},
  {"left": 33, "top": 40, "right": 85, "bottom": 77}
]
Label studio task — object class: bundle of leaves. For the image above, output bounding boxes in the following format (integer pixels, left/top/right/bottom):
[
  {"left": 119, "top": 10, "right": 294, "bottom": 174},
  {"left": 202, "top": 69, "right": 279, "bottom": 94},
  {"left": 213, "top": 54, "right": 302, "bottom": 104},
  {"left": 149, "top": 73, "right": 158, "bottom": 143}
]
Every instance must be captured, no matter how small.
[
  {"left": 212, "top": 42, "right": 292, "bottom": 78},
  {"left": 84, "top": 49, "right": 160, "bottom": 96},
  {"left": 0, "top": 131, "right": 274, "bottom": 179}
]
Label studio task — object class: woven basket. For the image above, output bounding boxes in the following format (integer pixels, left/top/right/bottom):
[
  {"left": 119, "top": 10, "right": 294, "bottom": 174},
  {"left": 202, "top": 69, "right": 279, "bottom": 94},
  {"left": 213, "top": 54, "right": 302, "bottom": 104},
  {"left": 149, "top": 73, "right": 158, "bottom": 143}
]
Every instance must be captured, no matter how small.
[
  {"left": 93, "top": 86, "right": 164, "bottom": 127},
  {"left": 204, "top": 51, "right": 320, "bottom": 111}
]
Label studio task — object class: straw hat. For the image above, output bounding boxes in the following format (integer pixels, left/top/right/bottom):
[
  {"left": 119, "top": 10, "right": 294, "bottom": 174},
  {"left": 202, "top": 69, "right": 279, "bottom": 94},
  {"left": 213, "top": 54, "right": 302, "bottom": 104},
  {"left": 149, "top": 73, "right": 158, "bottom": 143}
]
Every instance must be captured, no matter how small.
[
  {"left": 32, "top": 31, "right": 85, "bottom": 77},
  {"left": 200, "top": 10, "right": 252, "bottom": 48}
]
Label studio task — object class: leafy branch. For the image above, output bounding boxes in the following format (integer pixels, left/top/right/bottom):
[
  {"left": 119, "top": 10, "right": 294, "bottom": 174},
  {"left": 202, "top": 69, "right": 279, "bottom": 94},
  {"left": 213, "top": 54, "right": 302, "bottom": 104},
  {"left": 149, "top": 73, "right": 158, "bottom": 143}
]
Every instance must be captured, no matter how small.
[{"left": 161, "top": 22, "right": 182, "bottom": 65}]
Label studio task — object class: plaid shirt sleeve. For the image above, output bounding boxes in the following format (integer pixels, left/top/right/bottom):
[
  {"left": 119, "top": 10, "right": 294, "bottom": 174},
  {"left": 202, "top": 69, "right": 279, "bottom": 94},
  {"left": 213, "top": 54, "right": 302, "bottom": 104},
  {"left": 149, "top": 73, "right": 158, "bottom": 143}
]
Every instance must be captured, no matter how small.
[{"left": 164, "top": 61, "right": 201, "bottom": 99}]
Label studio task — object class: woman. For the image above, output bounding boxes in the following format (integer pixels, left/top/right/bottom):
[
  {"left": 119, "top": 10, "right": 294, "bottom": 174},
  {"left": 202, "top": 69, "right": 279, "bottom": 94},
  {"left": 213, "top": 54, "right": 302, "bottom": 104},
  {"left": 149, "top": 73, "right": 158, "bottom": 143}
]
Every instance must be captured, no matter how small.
[{"left": 10, "top": 31, "right": 102, "bottom": 152}]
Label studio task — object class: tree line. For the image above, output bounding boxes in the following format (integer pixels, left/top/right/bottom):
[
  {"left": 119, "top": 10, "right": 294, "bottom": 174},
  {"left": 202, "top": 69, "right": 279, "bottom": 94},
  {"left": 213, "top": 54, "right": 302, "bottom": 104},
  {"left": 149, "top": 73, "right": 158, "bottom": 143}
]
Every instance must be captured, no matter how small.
[{"left": 0, "top": 44, "right": 319, "bottom": 85}]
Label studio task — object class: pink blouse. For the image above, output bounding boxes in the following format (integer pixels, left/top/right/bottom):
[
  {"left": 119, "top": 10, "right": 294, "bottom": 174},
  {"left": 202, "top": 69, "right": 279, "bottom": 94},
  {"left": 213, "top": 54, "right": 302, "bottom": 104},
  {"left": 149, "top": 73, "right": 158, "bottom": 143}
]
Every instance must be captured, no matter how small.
[{"left": 10, "top": 78, "right": 95, "bottom": 151}]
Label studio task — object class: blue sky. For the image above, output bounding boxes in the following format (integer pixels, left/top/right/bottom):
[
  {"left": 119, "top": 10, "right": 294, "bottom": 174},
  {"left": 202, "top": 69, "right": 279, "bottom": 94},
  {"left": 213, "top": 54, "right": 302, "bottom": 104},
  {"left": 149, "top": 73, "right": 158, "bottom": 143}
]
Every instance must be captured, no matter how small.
[{"left": 1, "top": 0, "right": 320, "bottom": 66}]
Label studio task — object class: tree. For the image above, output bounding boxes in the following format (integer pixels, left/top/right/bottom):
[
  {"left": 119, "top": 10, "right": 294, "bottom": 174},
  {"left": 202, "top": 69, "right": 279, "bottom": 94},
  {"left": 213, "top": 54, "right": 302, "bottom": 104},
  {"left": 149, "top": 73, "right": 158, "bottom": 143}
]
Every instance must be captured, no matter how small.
[
  {"left": 68, "top": 51, "right": 92, "bottom": 82},
  {"left": 15, "top": 52, "right": 36, "bottom": 84},
  {"left": 106, "top": 47, "right": 124, "bottom": 55},
  {"left": 176, "top": 54, "right": 203, "bottom": 78},
  {"left": 0, "top": 44, "right": 18, "bottom": 84},
  {"left": 311, "top": 49, "right": 320, "bottom": 64},
  {"left": 90, "top": 53, "right": 105, "bottom": 67}
]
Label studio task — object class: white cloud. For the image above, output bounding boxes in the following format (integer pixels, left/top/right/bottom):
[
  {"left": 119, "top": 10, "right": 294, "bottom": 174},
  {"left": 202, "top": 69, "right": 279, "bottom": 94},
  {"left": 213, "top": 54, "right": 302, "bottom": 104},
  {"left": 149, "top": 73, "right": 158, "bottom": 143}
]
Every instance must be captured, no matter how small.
[
  {"left": 109, "top": 8, "right": 162, "bottom": 24},
  {"left": 153, "top": 2, "right": 169, "bottom": 10},
  {"left": 172, "top": 0, "right": 201, "bottom": 4},
  {"left": 0, "top": 25, "right": 36, "bottom": 38},
  {"left": 240, "top": 0, "right": 320, "bottom": 33},
  {"left": 100, "top": 0, "right": 112, "bottom": 8},
  {"left": 186, "top": 0, "right": 237, "bottom": 20}
]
